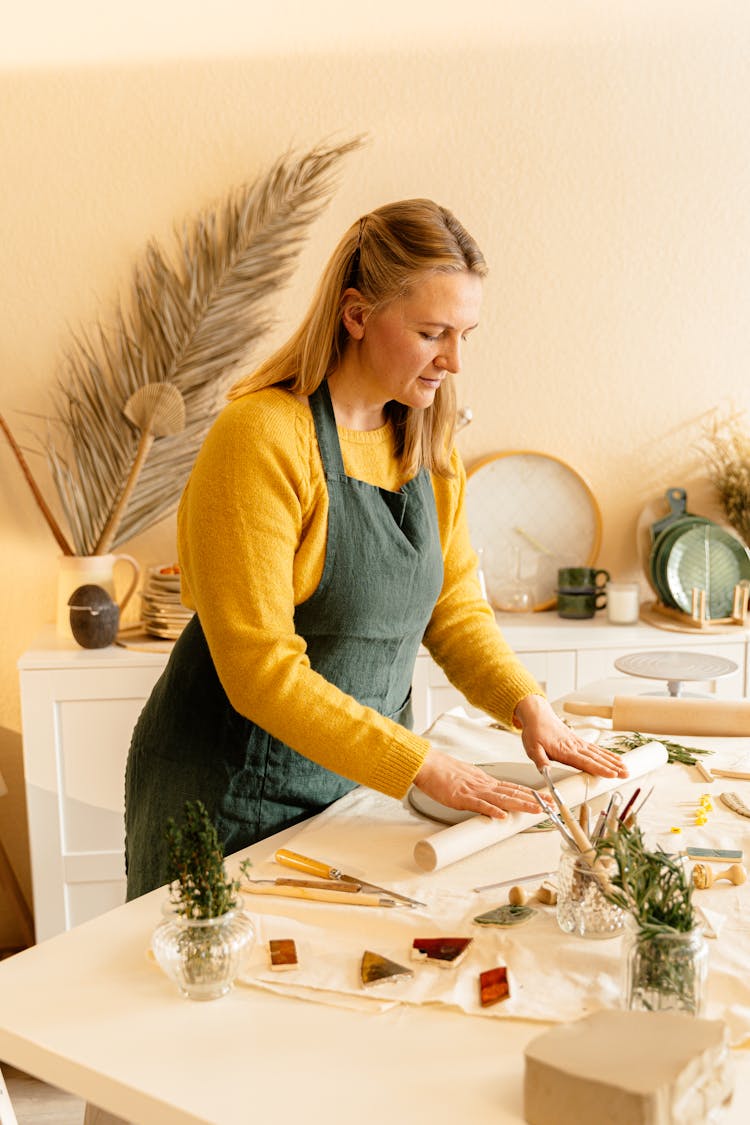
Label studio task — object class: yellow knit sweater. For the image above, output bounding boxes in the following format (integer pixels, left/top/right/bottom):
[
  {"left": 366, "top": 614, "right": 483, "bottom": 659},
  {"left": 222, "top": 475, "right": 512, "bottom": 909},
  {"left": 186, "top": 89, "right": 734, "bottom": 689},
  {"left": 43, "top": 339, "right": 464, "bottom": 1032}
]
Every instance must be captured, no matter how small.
[{"left": 177, "top": 387, "right": 542, "bottom": 799}]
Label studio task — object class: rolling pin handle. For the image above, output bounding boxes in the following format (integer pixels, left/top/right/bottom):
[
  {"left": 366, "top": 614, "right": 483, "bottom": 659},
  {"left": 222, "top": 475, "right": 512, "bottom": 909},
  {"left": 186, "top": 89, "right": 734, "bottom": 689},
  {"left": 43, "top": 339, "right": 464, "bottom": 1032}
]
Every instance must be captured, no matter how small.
[{"left": 562, "top": 702, "right": 614, "bottom": 719}]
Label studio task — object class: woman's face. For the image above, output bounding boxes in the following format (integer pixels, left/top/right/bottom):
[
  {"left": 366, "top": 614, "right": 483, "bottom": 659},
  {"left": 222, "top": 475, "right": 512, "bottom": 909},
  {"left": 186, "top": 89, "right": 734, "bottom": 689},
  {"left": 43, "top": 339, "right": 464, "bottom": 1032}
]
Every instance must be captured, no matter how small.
[{"left": 345, "top": 269, "right": 483, "bottom": 410}]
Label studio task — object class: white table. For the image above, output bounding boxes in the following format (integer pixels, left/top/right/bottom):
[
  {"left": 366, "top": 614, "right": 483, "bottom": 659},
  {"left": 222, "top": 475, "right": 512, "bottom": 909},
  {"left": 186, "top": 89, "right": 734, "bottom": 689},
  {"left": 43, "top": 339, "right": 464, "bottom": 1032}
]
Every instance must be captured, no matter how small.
[{"left": 2, "top": 681, "right": 750, "bottom": 1124}]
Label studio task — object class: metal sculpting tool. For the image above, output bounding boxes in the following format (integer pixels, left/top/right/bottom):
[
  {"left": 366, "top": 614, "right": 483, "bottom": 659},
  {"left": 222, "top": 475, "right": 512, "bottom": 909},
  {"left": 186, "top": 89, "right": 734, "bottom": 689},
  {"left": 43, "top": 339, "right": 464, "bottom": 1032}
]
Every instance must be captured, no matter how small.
[
  {"left": 274, "top": 848, "right": 426, "bottom": 908},
  {"left": 531, "top": 791, "right": 578, "bottom": 852},
  {"left": 473, "top": 868, "right": 554, "bottom": 894},
  {"left": 541, "top": 766, "right": 595, "bottom": 855}
]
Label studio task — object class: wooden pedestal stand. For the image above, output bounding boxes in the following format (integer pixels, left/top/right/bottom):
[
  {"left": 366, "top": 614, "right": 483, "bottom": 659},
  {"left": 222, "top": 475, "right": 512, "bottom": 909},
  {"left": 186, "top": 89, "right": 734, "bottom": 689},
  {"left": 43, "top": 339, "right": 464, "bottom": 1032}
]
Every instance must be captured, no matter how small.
[{"left": 648, "top": 582, "right": 749, "bottom": 632}]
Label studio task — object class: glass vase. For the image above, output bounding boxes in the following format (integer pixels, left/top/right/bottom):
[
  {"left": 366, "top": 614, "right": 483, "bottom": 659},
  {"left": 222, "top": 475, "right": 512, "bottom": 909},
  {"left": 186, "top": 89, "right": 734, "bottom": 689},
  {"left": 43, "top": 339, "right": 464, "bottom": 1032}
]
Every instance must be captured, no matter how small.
[
  {"left": 555, "top": 846, "right": 625, "bottom": 940},
  {"left": 623, "top": 918, "right": 708, "bottom": 1016},
  {"left": 152, "top": 907, "right": 255, "bottom": 1001}
]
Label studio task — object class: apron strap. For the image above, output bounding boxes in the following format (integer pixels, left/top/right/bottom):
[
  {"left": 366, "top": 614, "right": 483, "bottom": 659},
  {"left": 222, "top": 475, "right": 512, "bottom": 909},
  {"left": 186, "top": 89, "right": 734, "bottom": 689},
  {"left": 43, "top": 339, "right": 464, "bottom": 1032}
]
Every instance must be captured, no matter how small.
[{"left": 309, "top": 380, "right": 347, "bottom": 480}]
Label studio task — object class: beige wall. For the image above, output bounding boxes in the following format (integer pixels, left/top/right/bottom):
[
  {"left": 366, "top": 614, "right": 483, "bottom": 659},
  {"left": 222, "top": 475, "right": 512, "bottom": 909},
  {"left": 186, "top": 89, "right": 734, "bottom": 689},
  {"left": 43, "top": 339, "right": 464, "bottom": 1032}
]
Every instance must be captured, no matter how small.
[{"left": 2, "top": 2, "right": 750, "bottom": 943}]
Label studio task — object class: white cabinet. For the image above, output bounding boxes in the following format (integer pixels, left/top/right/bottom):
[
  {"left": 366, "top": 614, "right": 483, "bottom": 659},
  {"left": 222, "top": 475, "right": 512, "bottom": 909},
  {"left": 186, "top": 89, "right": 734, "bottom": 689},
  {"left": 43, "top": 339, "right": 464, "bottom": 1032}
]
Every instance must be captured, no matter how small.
[
  {"left": 18, "top": 633, "right": 168, "bottom": 942},
  {"left": 412, "top": 648, "right": 577, "bottom": 732},
  {"left": 19, "top": 618, "right": 750, "bottom": 940}
]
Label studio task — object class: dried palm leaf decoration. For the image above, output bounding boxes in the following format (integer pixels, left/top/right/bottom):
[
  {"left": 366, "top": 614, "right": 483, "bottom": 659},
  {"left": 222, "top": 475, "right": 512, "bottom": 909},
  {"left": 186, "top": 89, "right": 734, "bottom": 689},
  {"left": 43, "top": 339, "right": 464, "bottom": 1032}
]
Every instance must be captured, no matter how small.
[{"left": 19, "top": 136, "right": 362, "bottom": 555}]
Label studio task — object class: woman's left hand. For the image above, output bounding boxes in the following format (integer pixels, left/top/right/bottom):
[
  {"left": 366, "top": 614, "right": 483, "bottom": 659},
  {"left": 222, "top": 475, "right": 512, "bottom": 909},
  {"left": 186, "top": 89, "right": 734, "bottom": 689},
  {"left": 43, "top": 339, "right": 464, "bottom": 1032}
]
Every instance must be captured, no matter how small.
[{"left": 513, "top": 694, "right": 628, "bottom": 779}]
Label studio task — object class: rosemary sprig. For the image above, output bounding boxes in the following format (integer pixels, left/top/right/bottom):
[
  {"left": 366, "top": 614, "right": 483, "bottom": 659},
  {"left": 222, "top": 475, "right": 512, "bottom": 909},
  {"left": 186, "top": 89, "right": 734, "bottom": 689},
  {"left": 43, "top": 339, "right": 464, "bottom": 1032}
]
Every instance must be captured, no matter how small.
[
  {"left": 596, "top": 824, "right": 697, "bottom": 933},
  {"left": 602, "top": 730, "right": 712, "bottom": 767}
]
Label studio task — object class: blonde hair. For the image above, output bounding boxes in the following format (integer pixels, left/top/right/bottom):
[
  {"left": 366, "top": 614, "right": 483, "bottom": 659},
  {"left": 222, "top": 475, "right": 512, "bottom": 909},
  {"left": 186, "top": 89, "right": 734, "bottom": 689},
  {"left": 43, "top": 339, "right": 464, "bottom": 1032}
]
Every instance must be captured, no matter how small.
[{"left": 229, "top": 198, "right": 487, "bottom": 477}]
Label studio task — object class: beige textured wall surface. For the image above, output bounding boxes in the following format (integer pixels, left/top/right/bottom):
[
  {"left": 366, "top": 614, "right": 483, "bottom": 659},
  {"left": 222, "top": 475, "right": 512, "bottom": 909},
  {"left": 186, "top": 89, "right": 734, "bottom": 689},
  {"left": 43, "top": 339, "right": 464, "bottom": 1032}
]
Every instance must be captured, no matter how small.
[{"left": 2, "top": 1, "right": 750, "bottom": 942}]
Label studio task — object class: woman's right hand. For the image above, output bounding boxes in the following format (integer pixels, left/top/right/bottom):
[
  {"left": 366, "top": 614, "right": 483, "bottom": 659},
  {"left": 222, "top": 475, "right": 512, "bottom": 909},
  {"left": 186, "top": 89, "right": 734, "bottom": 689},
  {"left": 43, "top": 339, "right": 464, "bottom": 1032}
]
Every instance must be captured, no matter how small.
[{"left": 412, "top": 748, "right": 545, "bottom": 820}]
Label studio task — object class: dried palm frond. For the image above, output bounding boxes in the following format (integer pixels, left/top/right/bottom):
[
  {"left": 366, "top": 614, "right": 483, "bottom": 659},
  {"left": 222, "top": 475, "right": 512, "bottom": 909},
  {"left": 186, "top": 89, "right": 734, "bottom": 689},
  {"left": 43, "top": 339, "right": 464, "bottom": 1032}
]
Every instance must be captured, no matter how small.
[
  {"left": 37, "top": 136, "right": 363, "bottom": 554},
  {"left": 702, "top": 411, "right": 750, "bottom": 547}
]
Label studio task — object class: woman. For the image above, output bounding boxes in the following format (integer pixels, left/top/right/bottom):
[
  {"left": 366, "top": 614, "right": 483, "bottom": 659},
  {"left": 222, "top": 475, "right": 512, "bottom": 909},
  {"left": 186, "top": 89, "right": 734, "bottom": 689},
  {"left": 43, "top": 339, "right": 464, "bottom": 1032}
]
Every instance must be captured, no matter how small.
[{"left": 125, "top": 199, "right": 625, "bottom": 898}]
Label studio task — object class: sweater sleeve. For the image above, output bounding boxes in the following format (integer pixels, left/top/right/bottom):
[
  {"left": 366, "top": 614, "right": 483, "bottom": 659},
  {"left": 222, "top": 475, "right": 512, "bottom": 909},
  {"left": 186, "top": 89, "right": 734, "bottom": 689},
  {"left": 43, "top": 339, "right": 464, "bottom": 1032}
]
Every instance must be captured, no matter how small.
[
  {"left": 177, "top": 392, "right": 430, "bottom": 799},
  {"left": 423, "top": 450, "right": 545, "bottom": 728}
]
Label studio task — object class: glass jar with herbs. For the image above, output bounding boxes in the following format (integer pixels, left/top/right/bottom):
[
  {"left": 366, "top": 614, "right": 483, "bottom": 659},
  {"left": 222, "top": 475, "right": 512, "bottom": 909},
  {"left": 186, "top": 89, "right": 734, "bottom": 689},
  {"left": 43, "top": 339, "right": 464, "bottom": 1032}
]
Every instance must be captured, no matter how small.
[{"left": 597, "top": 825, "right": 708, "bottom": 1016}]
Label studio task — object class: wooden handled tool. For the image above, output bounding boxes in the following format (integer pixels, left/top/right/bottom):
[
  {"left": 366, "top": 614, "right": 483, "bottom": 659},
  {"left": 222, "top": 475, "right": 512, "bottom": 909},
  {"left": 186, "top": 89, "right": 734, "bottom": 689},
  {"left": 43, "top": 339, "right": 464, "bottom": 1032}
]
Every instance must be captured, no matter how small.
[
  {"left": 240, "top": 883, "right": 395, "bottom": 907},
  {"left": 274, "top": 848, "right": 425, "bottom": 907},
  {"left": 691, "top": 863, "right": 747, "bottom": 890},
  {"left": 564, "top": 696, "right": 750, "bottom": 736}
]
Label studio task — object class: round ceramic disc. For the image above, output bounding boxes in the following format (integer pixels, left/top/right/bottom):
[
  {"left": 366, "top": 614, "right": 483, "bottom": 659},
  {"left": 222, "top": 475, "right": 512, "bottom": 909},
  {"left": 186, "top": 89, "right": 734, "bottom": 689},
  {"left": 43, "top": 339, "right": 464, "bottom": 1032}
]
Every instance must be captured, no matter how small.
[
  {"left": 407, "top": 760, "right": 573, "bottom": 825},
  {"left": 465, "top": 451, "right": 602, "bottom": 612},
  {"left": 614, "top": 650, "right": 738, "bottom": 683}
]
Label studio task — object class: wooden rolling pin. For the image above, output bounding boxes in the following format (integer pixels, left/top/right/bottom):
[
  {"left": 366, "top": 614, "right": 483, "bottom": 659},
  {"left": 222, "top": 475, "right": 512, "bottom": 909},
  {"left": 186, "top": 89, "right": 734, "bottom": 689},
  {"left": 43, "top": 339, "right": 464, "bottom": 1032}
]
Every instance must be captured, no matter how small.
[{"left": 563, "top": 696, "right": 750, "bottom": 736}]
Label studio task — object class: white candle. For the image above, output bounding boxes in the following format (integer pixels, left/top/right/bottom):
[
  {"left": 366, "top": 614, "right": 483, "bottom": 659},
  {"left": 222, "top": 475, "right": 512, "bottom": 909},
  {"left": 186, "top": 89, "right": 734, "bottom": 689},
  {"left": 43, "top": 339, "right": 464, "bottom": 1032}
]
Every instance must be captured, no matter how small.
[{"left": 606, "top": 581, "right": 641, "bottom": 625}]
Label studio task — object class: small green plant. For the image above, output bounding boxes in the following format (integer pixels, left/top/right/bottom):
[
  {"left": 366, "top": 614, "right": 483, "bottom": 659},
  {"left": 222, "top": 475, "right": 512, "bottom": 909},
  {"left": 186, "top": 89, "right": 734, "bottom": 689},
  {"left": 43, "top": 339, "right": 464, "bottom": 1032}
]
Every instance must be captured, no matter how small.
[
  {"left": 597, "top": 823, "right": 696, "bottom": 934},
  {"left": 165, "top": 800, "right": 239, "bottom": 919},
  {"left": 603, "top": 730, "right": 713, "bottom": 768},
  {"left": 598, "top": 824, "right": 704, "bottom": 1013}
]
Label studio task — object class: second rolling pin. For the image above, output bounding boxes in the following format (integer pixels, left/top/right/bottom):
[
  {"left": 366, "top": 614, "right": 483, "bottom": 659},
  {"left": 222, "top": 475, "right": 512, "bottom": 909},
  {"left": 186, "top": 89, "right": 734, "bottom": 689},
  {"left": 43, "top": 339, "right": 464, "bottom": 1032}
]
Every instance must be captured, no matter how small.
[{"left": 563, "top": 696, "right": 750, "bottom": 736}]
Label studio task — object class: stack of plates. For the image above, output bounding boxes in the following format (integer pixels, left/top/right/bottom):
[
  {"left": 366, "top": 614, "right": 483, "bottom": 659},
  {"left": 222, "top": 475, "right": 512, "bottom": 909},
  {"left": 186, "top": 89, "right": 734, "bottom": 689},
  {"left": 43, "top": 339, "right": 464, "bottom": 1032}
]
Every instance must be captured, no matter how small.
[
  {"left": 648, "top": 489, "right": 750, "bottom": 619},
  {"left": 140, "top": 564, "right": 194, "bottom": 640}
]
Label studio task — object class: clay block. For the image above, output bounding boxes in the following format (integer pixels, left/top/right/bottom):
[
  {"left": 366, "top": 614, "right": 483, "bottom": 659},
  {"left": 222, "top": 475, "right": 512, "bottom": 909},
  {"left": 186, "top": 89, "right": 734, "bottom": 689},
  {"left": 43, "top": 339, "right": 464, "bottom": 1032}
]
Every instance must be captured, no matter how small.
[
  {"left": 524, "top": 1010, "right": 733, "bottom": 1125},
  {"left": 268, "top": 939, "right": 298, "bottom": 971},
  {"left": 479, "top": 966, "right": 510, "bottom": 1007}
]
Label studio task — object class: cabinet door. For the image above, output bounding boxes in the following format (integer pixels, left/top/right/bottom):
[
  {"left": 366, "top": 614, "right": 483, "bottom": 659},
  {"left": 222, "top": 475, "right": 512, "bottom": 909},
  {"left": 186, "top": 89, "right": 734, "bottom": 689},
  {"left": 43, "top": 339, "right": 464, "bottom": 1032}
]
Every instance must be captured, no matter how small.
[
  {"left": 575, "top": 642, "right": 746, "bottom": 698},
  {"left": 412, "top": 650, "right": 576, "bottom": 733},
  {"left": 20, "top": 664, "right": 165, "bottom": 941}
]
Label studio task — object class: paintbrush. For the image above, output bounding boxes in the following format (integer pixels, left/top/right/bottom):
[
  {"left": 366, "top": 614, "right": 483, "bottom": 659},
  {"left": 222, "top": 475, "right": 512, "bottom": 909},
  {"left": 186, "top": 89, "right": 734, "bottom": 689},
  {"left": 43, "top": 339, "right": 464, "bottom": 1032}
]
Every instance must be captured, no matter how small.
[
  {"left": 618, "top": 787, "right": 641, "bottom": 825},
  {"left": 625, "top": 784, "right": 654, "bottom": 826}
]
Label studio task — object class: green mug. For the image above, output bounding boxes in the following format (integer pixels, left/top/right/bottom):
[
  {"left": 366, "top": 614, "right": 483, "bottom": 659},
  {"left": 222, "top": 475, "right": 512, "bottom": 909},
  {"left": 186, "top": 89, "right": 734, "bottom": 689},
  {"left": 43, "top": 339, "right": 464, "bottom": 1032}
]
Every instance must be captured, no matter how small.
[
  {"left": 557, "top": 589, "right": 607, "bottom": 619},
  {"left": 557, "top": 566, "right": 610, "bottom": 593}
]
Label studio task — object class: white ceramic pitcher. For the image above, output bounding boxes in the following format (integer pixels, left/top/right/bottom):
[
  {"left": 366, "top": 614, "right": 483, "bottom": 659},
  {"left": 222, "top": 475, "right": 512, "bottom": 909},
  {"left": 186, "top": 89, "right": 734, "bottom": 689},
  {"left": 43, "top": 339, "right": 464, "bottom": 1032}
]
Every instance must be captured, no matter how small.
[{"left": 56, "top": 554, "right": 141, "bottom": 639}]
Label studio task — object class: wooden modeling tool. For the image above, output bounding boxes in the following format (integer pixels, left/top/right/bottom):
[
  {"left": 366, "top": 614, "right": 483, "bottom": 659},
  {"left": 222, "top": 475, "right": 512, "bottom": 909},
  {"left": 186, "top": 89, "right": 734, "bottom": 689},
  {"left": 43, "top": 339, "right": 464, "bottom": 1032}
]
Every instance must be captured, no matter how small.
[
  {"left": 241, "top": 883, "right": 396, "bottom": 907},
  {"left": 720, "top": 792, "right": 750, "bottom": 819},
  {"left": 691, "top": 862, "right": 747, "bottom": 889},
  {"left": 274, "top": 848, "right": 425, "bottom": 907},
  {"left": 542, "top": 767, "right": 595, "bottom": 856},
  {"left": 711, "top": 769, "right": 750, "bottom": 781},
  {"left": 695, "top": 762, "right": 714, "bottom": 783}
]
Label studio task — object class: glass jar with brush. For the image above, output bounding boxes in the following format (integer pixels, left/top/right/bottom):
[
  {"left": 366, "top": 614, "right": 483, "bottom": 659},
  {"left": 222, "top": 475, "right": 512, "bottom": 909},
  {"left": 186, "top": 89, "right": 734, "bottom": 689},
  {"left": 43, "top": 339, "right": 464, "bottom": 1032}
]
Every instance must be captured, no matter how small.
[{"left": 556, "top": 846, "right": 626, "bottom": 940}]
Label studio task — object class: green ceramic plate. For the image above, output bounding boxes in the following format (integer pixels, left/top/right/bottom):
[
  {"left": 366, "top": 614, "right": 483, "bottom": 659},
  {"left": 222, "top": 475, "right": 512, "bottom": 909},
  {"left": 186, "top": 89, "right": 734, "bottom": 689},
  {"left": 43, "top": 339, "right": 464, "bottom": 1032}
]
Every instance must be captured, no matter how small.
[
  {"left": 649, "top": 516, "right": 710, "bottom": 607},
  {"left": 663, "top": 523, "right": 750, "bottom": 618}
]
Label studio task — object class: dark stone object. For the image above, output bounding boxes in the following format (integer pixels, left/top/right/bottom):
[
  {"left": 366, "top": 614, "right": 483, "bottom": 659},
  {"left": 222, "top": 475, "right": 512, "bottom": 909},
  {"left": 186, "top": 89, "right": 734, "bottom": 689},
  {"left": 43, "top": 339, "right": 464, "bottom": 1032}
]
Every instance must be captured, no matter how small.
[{"left": 68, "top": 584, "right": 120, "bottom": 648}]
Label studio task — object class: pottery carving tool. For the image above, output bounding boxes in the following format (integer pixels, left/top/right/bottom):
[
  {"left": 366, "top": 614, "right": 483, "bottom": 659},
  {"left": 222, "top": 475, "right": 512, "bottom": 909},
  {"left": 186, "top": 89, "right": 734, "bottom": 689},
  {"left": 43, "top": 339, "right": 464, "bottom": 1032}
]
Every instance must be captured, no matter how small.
[
  {"left": 531, "top": 791, "right": 578, "bottom": 852},
  {"left": 541, "top": 767, "right": 595, "bottom": 856},
  {"left": 241, "top": 882, "right": 397, "bottom": 907},
  {"left": 563, "top": 696, "right": 750, "bottom": 736},
  {"left": 685, "top": 846, "right": 743, "bottom": 863},
  {"left": 711, "top": 768, "right": 750, "bottom": 781},
  {"left": 274, "top": 848, "right": 426, "bottom": 907},
  {"left": 720, "top": 792, "right": 750, "bottom": 819},
  {"left": 695, "top": 761, "right": 714, "bottom": 783},
  {"left": 251, "top": 877, "right": 365, "bottom": 892}
]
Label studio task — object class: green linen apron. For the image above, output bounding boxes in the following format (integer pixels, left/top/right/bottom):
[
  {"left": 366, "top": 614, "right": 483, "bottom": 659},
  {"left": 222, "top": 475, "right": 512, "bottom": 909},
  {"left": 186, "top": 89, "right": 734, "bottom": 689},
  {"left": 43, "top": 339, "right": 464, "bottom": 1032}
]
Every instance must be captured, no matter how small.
[{"left": 124, "top": 381, "right": 444, "bottom": 898}]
